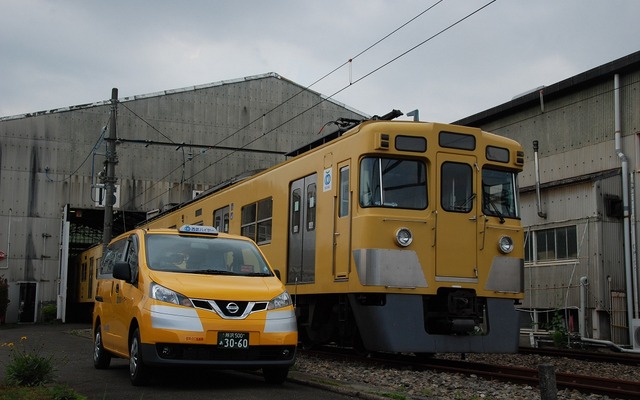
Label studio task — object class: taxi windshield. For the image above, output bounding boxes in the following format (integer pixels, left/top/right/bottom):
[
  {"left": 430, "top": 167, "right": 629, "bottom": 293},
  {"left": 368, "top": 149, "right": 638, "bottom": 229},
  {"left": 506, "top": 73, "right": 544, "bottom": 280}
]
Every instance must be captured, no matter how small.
[{"left": 145, "top": 234, "right": 273, "bottom": 276}]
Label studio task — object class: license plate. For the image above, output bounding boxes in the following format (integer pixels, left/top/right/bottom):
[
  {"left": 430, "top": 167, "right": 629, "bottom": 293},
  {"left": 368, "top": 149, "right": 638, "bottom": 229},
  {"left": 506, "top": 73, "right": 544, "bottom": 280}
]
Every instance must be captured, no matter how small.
[{"left": 217, "top": 332, "right": 249, "bottom": 349}]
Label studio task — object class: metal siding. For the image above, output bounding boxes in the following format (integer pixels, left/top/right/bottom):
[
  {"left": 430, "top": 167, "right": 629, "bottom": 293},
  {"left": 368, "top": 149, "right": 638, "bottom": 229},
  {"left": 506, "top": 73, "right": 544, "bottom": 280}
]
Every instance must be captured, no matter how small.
[{"left": 0, "top": 74, "right": 366, "bottom": 317}]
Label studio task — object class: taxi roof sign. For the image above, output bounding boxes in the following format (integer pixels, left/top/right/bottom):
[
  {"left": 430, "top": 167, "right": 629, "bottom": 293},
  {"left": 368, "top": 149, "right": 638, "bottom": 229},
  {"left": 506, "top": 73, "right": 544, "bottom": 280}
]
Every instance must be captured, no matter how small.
[{"left": 179, "top": 225, "right": 218, "bottom": 235}]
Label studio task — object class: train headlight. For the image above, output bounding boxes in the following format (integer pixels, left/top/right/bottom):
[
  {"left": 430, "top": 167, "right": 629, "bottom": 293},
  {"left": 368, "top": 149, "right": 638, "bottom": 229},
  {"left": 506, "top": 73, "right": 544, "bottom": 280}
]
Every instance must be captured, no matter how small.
[
  {"left": 498, "top": 236, "right": 514, "bottom": 254},
  {"left": 395, "top": 227, "right": 413, "bottom": 247}
]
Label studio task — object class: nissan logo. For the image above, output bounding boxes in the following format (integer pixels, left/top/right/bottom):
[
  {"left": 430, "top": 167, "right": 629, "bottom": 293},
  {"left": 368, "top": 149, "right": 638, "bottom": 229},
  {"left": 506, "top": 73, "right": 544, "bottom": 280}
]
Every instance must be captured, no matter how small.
[{"left": 226, "top": 302, "right": 240, "bottom": 314}]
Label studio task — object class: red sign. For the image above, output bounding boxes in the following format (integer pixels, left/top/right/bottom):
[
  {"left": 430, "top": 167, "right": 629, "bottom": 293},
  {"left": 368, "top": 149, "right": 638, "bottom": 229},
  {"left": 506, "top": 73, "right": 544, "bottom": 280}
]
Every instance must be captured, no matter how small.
[{"left": 0, "top": 251, "right": 6, "bottom": 260}]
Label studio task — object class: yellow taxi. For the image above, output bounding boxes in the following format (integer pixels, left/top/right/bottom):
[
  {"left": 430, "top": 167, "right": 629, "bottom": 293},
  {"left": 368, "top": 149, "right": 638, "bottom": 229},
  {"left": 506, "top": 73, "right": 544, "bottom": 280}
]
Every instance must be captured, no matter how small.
[{"left": 92, "top": 225, "right": 297, "bottom": 385}]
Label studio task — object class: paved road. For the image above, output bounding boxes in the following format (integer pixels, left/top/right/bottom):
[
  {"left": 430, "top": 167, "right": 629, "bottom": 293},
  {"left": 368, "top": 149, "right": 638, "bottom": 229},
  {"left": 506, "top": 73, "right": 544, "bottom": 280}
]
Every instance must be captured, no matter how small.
[{"left": 0, "top": 323, "right": 366, "bottom": 400}]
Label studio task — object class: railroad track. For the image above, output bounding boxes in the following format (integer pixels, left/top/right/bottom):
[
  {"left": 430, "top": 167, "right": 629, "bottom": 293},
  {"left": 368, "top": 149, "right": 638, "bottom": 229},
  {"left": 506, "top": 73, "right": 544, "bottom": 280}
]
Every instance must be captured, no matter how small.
[
  {"left": 518, "top": 346, "right": 640, "bottom": 366},
  {"left": 303, "top": 348, "right": 640, "bottom": 399}
]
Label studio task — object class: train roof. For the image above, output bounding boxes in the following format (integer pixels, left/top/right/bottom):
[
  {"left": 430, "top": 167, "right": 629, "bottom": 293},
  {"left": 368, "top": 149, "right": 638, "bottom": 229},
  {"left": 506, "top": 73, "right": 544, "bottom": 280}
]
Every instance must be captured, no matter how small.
[{"left": 285, "top": 109, "right": 403, "bottom": 157}]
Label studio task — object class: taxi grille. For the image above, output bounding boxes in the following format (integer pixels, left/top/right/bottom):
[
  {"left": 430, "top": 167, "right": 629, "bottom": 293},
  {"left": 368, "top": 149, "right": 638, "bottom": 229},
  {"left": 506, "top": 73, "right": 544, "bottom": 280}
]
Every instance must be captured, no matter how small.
[
  {"left": 190, "top": 299, "right": 269, "bottom": 318},
  {"left": 155, "top": 344, "right": 295, "bottom": 361}
]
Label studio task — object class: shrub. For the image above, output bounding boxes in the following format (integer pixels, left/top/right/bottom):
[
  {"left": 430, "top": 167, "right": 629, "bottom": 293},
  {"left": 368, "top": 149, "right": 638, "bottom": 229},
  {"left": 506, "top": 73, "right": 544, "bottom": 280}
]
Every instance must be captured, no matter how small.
[
  {"left": 42, "top": 303, "right": 57, "bottom": 323},
  {"left": 3, "top": 336, "right": 55, "bottom": 387}
]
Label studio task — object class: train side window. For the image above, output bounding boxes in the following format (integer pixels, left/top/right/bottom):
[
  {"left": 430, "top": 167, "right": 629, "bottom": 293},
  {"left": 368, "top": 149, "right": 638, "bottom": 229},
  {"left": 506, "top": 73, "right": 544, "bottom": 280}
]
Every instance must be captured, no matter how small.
[
  {"left": 88, "top": 257, "right": 94, "bottom": 299},
  {"left": 307, "top": 183, "right": 316, "bottom": 231},
  {"left": 241, "top": 198, "right": 273, "bottom": 244},
  {"left": 213, "top": 205, "right": 230, "bottom": 233},
  {"left": 81, "top": 262, "right": 87, "bottom": 282},
  {"left": 257, "top": 198, "right": 273, "bottom": 244},
  {"left": 241, "top": 203, "right": 257, "bottom": 240},
  {"left": 441, "top": 162, "right": 473, "bottom": 213},
  {"left": 339, "top": 166, "right": 350, "bottom": 217}
]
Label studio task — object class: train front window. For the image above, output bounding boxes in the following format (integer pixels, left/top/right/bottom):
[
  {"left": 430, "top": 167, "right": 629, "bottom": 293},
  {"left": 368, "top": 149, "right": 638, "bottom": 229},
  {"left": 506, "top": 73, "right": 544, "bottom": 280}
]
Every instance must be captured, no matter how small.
[
  {"left": 359, "top": 157, "right": 427, "bottom": 209},
  {"left": 482, "top": 168, "right": 519, "bottom": 219}
]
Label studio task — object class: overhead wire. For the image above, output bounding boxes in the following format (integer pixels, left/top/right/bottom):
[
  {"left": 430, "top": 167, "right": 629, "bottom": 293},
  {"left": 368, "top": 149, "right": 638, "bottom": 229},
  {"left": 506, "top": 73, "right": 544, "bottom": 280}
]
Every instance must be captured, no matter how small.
[
  {"left": 45, "top": 120, "right": 110, "bottom": 183},
  {"left": 118, "top": 0, "right": 451, "bottom": 210},
  {"left": 182, "top": 1, "right": 498, "bottom": 184},
  {"left": 121, "top": 1, "right": 497, "bottom": 210}
]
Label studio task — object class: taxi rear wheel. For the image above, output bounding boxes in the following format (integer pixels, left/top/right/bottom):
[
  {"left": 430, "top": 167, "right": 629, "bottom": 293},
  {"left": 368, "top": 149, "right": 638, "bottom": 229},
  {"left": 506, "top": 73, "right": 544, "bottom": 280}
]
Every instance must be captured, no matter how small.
[
  {"left": 262, "top": 366, "right": 289, "bottom": 384},
  {"left": 129, "top": 328, "right": 149, "bottom": 386},
  {"left": 93, "top": 324, "right": 111, "bottom": 369}
]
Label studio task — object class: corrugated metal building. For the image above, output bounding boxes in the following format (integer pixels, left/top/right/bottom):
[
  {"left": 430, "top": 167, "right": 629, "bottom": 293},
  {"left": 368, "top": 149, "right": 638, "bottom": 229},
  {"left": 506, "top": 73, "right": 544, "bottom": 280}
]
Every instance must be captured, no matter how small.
[
  {"left": 456, "top": 51, "right": 640, "bottom": 347},
  {"left": 0, "top": 72, "right": 366, "bottom": 323}
]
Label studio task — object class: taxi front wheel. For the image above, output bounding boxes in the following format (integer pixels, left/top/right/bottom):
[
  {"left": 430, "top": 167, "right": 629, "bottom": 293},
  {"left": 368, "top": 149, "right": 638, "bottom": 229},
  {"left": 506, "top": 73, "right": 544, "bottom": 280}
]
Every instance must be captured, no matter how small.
[
  {"left": 129, "top": 327, "right": 149, "bottom": 386},
  {"left": 93, "top": 324, "right": 111, "bottom": 369}
]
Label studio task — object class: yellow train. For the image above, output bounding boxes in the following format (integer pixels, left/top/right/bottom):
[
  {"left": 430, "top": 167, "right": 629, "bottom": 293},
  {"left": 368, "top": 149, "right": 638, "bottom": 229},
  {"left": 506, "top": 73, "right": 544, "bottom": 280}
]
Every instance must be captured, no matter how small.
[
  {"left": 134, "top": 116, "right": 526, "bottom": 353},
  {"left": 75, "top": 243, "right": 102, "bottom": 305}
]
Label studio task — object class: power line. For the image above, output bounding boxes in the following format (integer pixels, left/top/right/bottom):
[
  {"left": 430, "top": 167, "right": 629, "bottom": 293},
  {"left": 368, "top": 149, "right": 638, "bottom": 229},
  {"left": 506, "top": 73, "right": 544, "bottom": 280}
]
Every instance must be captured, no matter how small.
[
  {"left": 121, "top": 1, "right": 492, "bottom": 210},
  {"left": 183, "top": 1, "right": 499, "bottom": 184},
  {"left": 45, "top": 122, "right": 109, "bottom": 183}
]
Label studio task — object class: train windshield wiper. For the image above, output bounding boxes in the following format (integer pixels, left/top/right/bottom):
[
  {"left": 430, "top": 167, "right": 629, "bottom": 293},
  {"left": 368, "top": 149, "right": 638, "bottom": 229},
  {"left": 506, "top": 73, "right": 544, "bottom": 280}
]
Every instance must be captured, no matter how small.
[{"left": 486, "top": 197, "right": 505, "bottom": 224}]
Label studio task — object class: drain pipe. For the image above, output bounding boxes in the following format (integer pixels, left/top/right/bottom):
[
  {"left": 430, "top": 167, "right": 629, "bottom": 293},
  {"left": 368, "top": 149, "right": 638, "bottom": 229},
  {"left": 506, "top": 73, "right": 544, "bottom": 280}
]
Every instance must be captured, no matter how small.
[
  {"left": 533, "top": 140, "right": 547, "bottom": 218},
  {"left": 631, "top": 172, "right": 640, "bottom": 319},
  {"left": 579, "top": 277, "right": 588, "bottom": 338},
  {"left": 614, "top": 74, "right": 635, "bottom": 346}
]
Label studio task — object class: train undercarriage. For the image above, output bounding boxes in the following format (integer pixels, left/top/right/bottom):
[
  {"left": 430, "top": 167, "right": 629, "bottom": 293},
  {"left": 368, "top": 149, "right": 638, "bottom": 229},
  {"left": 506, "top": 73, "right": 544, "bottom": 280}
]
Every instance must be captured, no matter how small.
[{"left": 295, "top": 290, "right": 520, "bottom": 354}]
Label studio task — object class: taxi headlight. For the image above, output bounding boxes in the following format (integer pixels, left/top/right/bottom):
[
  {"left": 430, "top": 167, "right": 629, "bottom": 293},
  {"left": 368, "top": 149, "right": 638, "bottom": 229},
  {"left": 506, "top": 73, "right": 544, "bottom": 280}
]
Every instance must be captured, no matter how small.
[
  {"left": 150, "top": 282, "right": 193, "bottom": 307},
  {"left": 268, "top": 291, "right": 292, "bottom": 310},
  {"left": 498, "top": 236, "right": 514, "bottom": 254},
  {"left": 395, "top": 227, "right": 413, "bottom": 247}
]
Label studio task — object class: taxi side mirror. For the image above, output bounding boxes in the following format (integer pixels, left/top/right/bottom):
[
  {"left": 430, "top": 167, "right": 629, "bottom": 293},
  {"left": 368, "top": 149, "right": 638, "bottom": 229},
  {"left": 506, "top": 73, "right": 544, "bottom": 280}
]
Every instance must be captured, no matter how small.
[
  {"left": 274, "top": 269, "right": 282, "bottom": 280},
  {"left": 113, "top": 261, "right": 132, "bottom": 282}
]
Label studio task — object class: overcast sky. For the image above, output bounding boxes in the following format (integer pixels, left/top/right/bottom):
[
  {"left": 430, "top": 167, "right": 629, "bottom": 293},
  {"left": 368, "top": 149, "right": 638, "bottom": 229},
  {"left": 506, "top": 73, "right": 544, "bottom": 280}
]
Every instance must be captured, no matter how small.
[{"left": 1, "top": 1, "right": 639, "bottom": 124}]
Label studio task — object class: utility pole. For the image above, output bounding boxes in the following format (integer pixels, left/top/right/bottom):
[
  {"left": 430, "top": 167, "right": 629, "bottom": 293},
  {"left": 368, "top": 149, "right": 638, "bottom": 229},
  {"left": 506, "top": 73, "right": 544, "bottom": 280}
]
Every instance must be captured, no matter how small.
[{"left": 102, "top": 88, "right": 118, "bottom": 249}]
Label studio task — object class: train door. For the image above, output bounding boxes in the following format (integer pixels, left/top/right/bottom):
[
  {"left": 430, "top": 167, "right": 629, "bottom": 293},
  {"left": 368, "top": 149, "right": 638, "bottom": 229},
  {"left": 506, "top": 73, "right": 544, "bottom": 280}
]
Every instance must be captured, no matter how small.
[
  {"left": 333, "top": 162, "right": 351, "bottom": 280},
  {"left": 287, "top": 174, "right": 317, "bottom": 283},
  {"left": 435, "top": 154, "right": 478, "bottom": 280}
]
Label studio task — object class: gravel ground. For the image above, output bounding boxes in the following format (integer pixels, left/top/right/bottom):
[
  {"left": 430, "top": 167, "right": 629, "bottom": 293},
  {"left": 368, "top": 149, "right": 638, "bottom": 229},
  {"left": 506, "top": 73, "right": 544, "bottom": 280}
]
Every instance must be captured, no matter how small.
[{"left": 293, "top": 351, "right": 640, "bottom": 400}]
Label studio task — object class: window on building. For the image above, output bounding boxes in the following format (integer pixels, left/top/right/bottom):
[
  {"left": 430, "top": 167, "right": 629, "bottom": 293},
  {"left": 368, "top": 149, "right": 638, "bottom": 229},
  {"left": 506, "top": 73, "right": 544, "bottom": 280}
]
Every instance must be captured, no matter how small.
[
  {"left": 524, "top": 226, "right": 578, "bottom": 263},
  {"left": 241, "top": 198, "right": 273, "bottom": 244}
]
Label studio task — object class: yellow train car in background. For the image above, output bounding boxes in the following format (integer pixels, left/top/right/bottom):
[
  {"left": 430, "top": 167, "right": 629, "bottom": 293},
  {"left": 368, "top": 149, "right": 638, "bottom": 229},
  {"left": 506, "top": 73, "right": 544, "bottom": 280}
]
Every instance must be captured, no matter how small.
[
  {"left": 141, "top": 114, "right": 525, "bottom": 354},
  {"left": 76, "top": 243, "right": 102, "bottom": 304}
]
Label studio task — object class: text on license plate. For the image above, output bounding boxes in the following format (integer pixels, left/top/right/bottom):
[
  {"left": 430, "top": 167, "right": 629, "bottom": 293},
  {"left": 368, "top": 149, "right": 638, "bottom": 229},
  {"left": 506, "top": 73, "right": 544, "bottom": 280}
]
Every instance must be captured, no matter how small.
[{"left": 218, "top": 332, "right": 249, "bottom": 349}]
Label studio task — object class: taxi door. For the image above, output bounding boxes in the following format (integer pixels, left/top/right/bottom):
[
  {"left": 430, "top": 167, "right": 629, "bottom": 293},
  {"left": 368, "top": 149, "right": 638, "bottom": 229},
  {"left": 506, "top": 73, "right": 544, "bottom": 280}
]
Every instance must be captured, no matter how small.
[
  {"left": 109, "top": 234, "right": 140, "bottom": 355},
  {"left": 435, "top": 153, "right": 478, "bottom": 280}
]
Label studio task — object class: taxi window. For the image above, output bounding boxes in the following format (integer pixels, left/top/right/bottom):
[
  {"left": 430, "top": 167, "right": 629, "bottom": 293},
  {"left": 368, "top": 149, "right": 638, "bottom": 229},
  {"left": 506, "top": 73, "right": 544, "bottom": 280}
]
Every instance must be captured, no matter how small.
[
  {"left": 100, "top": 239, "right": 128, "bottom": 276},
  {"left": 145, "top": 234, "right": 273, "bottom": 276}
]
